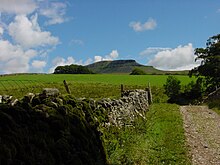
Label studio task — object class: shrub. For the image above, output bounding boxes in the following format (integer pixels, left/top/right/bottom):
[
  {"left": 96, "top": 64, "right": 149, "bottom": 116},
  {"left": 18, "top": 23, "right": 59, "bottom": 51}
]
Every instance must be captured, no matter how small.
[
  {"left": 130, "top": 68, "right": 146, "bottom": 75},
  {"left": 164, "top": 76, "right": 181, "bottom": 103},
  {"left": 183, "top": 78, "right": 205, "bottom": 100}
]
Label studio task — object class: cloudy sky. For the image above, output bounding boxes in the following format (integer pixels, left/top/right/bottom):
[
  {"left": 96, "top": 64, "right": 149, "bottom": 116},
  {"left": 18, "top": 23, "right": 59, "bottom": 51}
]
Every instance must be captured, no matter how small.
[{"left": 0, "top": 0, "right": 219, "bottom": 74}]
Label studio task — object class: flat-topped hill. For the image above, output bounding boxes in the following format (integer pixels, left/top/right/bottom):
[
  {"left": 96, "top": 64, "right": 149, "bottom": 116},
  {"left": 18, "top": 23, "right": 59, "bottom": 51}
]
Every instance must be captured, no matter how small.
[
  {"left": 86, "top": 60, "right": 142, "bottom": 73},
  {"left": 86, "top": 60, "right": 188, "bottom": 75}
]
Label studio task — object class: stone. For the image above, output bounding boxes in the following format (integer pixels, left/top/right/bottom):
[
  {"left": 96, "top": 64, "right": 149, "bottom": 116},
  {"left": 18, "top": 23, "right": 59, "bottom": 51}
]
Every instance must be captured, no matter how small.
[
  {"left": 23, "top": 93, "right": 35, "bottom": 104},
  {"left": 42, "top": 88, "right": 60, "bottom": 97}
]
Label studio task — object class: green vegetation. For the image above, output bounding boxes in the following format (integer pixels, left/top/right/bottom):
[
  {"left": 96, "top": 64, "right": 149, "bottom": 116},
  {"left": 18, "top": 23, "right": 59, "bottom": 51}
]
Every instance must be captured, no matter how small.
[
  {"left": 130, "top": 68, "right": 146, "bottom": 75},
  {"left": 86, "top": 60, "right": 143, "bottom": 74},
  {"left": 54, "top": 64, "right": 93, "bottom": 74},
  {"left": 0, "top": 74, "right": 194, "bottom": 86},
  {"left": 164, "top": 76, "right": 205, "bottom": 104},
  {"left": 190, "top": 34, "right": 220, "bottom": 92},
  {"left": 164, "top": 76, "right": 181, "bottom": 102},
  {"left": 145, "top": 104, "right": 190, "bottom": 164},
  {"left": 105, "top": 103, "right": 190, "bottom": 164}
]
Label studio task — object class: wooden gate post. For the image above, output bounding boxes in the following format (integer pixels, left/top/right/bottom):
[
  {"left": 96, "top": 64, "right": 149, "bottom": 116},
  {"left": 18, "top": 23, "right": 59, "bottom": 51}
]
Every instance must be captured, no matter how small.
[
  {"left": 63, "top": 80, "right": 71, "bottom": 94},
  {"left": 148, "top": 82, "right": 153, "bottom": 104},
  {"left": 121, "top": 84, "right": 124, "bottom": 97}
]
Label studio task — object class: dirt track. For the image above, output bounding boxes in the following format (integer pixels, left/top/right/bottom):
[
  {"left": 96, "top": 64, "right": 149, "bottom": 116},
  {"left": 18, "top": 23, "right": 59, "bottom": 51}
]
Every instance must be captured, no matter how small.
[{"left": 180, "top": 106, "right": 220, "bottom": 165}]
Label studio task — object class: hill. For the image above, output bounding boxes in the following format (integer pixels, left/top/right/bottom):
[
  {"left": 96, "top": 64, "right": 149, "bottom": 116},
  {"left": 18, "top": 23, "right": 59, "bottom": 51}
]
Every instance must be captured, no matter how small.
[
  {"left": 86, "top": 60, "right": 142, "bottom": 74},
  {"left": 86, "top": 60, "right": 188, "bottom": 75}
]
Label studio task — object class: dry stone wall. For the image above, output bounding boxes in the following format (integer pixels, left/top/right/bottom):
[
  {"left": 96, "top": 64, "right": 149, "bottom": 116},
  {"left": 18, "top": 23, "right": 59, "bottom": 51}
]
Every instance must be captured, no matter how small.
[
  {"left": 0, "top": 88, "right": 150, "bottom": 127},
  {"left": 98, "top": 89, "right": 149, "bottom": 127}
]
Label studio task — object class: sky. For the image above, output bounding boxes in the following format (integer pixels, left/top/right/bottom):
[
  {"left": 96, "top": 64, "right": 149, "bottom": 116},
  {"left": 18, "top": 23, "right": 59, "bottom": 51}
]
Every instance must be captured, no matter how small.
[{"left": 0, "top": 0, "right": 219, "bottom": 74}]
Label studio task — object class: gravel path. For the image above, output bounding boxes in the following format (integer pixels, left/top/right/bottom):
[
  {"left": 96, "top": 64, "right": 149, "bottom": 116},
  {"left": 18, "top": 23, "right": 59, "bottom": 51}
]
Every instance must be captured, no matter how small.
[{"left": 180, "top": 106, "right": 220, "bottom": 165}]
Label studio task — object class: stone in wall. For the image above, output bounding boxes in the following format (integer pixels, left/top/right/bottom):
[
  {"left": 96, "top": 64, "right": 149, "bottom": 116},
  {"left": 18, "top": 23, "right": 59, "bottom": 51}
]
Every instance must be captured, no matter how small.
[{"left": 97, "top": 89, "right": 149, "bottom": 127}]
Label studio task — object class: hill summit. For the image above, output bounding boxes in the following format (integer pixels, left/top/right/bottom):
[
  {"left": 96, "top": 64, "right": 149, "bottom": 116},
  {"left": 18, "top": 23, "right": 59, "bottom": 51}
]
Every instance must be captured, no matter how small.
[{"left": 86, "top": 59, "right": 157, "bottom": 74}]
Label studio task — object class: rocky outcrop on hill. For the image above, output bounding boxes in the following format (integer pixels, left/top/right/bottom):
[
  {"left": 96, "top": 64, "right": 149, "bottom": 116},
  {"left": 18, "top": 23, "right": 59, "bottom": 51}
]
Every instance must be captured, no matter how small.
[{"left": 0, "top": 88, "right": 150, "bottom": 164}]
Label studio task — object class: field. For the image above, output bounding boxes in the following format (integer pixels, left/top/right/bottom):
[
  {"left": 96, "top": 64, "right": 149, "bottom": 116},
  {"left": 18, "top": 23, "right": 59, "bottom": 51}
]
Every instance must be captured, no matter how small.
[
  {"left": 0, "top": 73, "right": 192, "bottom": 164},
  {"left": 0, "top": 74, "right": 195, "bottom": 98},
  {"left": 0, "top": 74, "right": 194, "bottom": 86}
]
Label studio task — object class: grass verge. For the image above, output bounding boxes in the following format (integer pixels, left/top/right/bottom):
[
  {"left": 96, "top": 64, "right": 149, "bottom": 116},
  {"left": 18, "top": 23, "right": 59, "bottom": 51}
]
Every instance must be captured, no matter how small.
[
  {"left": 145, "top": 103, "right": 190, "bottom": 165},
  {"left": 105, "top": 103, "right": 190, "bottom": 164}
]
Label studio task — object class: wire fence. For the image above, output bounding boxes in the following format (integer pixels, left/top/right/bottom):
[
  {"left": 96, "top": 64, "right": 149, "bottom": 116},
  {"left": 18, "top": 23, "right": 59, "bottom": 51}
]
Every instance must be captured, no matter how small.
[{"left": 0, "top": 80, "right": 46, "bottom": 97}]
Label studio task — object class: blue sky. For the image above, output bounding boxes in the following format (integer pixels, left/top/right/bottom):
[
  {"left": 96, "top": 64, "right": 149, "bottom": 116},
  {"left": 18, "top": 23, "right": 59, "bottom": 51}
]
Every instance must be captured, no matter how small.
[{"left": 0, "top": 0, "right": 219, "bottom": 74}]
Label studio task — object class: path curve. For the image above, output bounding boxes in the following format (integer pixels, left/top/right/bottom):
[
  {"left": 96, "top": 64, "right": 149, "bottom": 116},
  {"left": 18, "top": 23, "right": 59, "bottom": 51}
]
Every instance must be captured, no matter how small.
[{"left": 180, "top": 106, "right": 220, "bottom": 165}]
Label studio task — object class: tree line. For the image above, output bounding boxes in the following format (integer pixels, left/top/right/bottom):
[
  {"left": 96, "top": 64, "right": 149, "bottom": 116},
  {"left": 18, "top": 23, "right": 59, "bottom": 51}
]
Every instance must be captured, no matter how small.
[{"left": 54, "top": 64, "right": 94, "bottom": 74}]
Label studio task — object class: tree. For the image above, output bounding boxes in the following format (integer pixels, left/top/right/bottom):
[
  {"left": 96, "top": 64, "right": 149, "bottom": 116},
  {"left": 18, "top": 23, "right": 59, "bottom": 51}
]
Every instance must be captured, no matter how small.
[
  {"left": 190, "top": 34, "right": 220, "bottom": 92},
  {"left": 164, "top": 76, "right": 181, "bottom": 102},
  {"left": 183, "top": 78, "right": 205, "bottom": 100},
  {"left": 130, "top": 68, "right": 146, "bottom": 75},
  {"left": 54, "top": 64, "right": 94, "bottom": 74}
]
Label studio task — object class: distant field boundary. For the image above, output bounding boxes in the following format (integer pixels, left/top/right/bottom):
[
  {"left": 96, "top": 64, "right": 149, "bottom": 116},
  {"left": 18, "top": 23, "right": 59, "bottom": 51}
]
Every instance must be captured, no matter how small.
[{"left": 0, "top": 80, "right": 44, "bottom": 95}]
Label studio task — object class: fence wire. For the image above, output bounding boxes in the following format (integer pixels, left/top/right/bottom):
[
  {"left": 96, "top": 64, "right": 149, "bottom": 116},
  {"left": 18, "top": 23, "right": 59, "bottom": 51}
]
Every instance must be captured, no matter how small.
[{"left": 0, "top": 80, "right": 45, "bottom": 97}]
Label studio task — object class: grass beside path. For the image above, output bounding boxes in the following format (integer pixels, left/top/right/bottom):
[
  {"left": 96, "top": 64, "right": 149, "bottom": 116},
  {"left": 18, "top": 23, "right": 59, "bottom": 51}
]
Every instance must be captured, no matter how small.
[
  {"left": 106, "top": 103, "right": 190, "bottom": 164},
  {"left": 145, "top": 103, "right": 190, "bottom": 165}
]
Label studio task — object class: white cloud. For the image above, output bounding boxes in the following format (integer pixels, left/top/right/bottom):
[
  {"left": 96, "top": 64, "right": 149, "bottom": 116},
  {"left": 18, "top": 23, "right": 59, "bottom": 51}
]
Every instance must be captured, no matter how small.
[
  {"left": 94, "top": 50, "right": 119, "bottom": 62},
  {"left": 94, "top": 56, "right": 103, "bottom": 62},
  {"left": 109, "top": 50, "right": 119, "bottom": 59},
  {"left": 0, "top": 1, "right": 70, "bottom": 74},
  {"left": 0, "top": 0, "right": 37, "bottom": 15},
  {"left": 32, "top": 60, "right": 46, "bottom": 68},
  {"left": 39, "top": 2, "right": 68, "bottom": 25},
  {"left": 52, "top": 56, "right": 75, "bottom": 66},
  {"left": 8, "top": 14, "right": 59, "bottom": 49},
  {"left": 49, "top": 56, "right": 75, "bottom": 73},
  {"left": 129, "top": 18, "right": 157, "bottom": 32},
  {"left": 147, "top": 43, "right": 201, "bottom": 70},
  {"left": 84, "top": 58, "right": 93, "bottom": 65},
  {"left": 0, "top": 40, "right": 37, "bottom": 74}
]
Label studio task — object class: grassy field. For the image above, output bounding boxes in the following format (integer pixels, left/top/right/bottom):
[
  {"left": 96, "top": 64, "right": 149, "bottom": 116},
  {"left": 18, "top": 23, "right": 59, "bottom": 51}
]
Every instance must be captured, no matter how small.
[
  {"left": 0, "top": 74, "right": 195, "bottom": 86},
  {"left": 0, "top": 74, "right": 194, "bottom": 99}
]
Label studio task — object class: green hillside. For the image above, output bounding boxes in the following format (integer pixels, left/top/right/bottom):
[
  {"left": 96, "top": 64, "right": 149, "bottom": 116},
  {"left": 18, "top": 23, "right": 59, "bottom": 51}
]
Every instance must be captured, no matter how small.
[
  {"left": 86, "top": 60, "right": 140, "bottom": 73},
  {"left": 86, "top": 60, "right": 188, "bottom": 75}
]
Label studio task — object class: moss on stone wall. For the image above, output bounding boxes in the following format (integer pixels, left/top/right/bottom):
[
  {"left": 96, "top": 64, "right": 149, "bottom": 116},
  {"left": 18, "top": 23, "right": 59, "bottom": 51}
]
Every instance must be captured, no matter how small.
[{"left": 0, "top": 94, "right": 107, "bottom": 165}]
